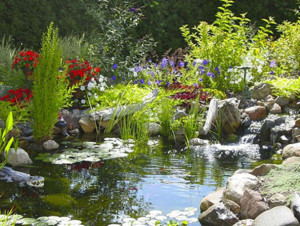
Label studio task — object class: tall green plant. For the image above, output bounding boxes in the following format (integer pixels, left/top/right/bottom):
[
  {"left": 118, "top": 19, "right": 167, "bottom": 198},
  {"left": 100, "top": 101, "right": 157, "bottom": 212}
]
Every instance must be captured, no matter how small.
[
  {"left": 0, "top": 112, "right": 17, "bottom": 169},
  {"left": 31, "top": 22, "right": 73, "bottom": 141}
]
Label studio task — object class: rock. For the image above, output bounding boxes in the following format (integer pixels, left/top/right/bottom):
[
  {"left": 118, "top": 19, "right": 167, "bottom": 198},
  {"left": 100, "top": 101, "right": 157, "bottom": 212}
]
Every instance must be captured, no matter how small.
[
  {"left": 79, "top": 117, "right": 96, "bottom": 133},
  {"left": 43, "top": 140, "right": 59, "bottom": 151},
  {"left": 250, "top": 83, "right": 272, "bottom": 100},
  {"left": 275, "top": 96, "right": 290, "bottom": 107},
  {"left": 6, "top": 147, "right": 33, "bottom": 166},
  {"left": 264, "top": 100, "right": 275, "bottom": 110},
  {"left": 291, "top": 192, "right": 300, "bottom": 222},
  {"left": 244, "top": 106, "right": 267, "bottom": 121},
  {"left": 233, "top": 219, "right": 254, "bottom": 226},
  {"left": 63, "top": 113, "right": 81, "bottom": 130},
  {"left": 292, "top": 128, "right": 300, "bottom": 141},
  {"left": 282, "top": 143, "right": 300, "bottom": 159},
  {"left": 240, "top": 189, "right": 269, "bottom": 219},
  {"left": 295, "top": 119, "right": 300, "bottom": 128},
  {"left": 268, "top": 193, "right": 287, "bottom": 208},
  {"left": 68, "top": 128, "right": 80, "bottom": 137},
  {"left": 251, "top": 164, "right": 277, "bottom": 176},
  {"left": 173, "top": 108, "right": 188, "bottom": 120},
  {"left": 241, "top": 117, "right": 251, "bottom": 128},
  {"left": 279, "top": 135, "right": 290, "bottom": 144},
  {"left": 252, "top": 206, "right": 299, "bottom": 226},
  {"left": 198, "top": 202, "right": 239, "bottom": 226},
  {"left": 200, "top": 187, "right": 225, "bottom": 212},
  {"left": 260, "top": 120, "right": 275, "bottom": 142},
  {"left": 190, "top": 138, "right": 210, "bottom": 146},
  {"left": 148, "top": 122, "right": 161, "bottom": 136},
  {"left": 224, "top": 173, "right": 259, "bottom": 205},
  {"left": 282, "top": 156, "right": 300, "bottom": 165},
  {"left": 223, "top": 198, "right": 241, "bottom": 214},
  {"left": 219, "top": 100, "right": 241, "bottom": 134},
  {"left": 269, "top": 103, "right": 282, "bottom": 114}
]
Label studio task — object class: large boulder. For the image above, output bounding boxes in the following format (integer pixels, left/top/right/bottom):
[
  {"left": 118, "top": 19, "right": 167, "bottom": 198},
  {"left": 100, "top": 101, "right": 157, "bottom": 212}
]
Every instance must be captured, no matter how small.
[
  {"left": 200, "top": 187, "right": 225, "bottom": 212},
  {"left": 244, "top": 106, "right": 267, "bottom": 121},
  {"left": 282, "top": 143, "right": 300, "bottom": 159},
  {"left": 198, "top": 202, "right": 239, "bottom": 226},
  {"left": 250, "top": 83, "right": 272, "bottom": 100},
  {"left": 224, "top": 172, "right": 259, "bottom": 205},
  {"left": 252, "top": 206, "right": 299, "bottom": 226},
  {"left": 240, "top": 189, "right": 269, "bottom": 219},
  {"left": 6, "top": 147, "right": 33, "bottom": 166},
  {"left": 219, "top": 100, "right": 241, "bottom": 134}
]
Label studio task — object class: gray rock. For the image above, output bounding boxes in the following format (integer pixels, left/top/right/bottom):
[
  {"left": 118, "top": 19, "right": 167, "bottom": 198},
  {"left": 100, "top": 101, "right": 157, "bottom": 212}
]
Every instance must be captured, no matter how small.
[
  {"left": 223, "top": 198, "right": 241, "bottom": 214},
  {"left": 148, "top": 122, "right": 161, "bottom": 136},
  {"left": 282, "top": 156, "right": 300, "bottom": 165},
  {"left": 270, "top": 103, "right": 282, "bottom": 114},
  {"left": 252, "top": 206, "right": 299, "bottom": 226},
  {"left": 291, "top": 192, "right": 300, "bottom": 222},
  {"left": 240, "top": 189, "right": 269, "bottom": 219},
  {"left": 173, "top": 108, "right": 188, "bottom": 120},
  {"left": 260, "top": 120, "right": 275, "bottom": 142},
  {"left": 6, "top": 147, "right": 33, "bottom": 166},
  {"left": 79, "top": 117, "right": 96, "bottom": 133},
  {"left": 219, "top": 100, "right": 241, "bottom": 134},
  {"left": 224, "top": 173, "right": 259, "bottom": 205},
  {"left": 198, "top": 202, "right": 239, "bottom": 226},
  {"left": 190, "top": 138, "right": 209, "bottom": 146},
  {"left": 43, "top": 140, "right": 59, "bottom": 151},
  {"left": 250, "top": 83, "right": 272, "bottom": 100},
  {"left": 268, "top": 193, "right": 287, "bottom": 208},
  {"left": 233, "top": 219, "right": 254, "bottom": 226},
  {"left": 63, "top": 113, "right": 81, "bottom": 130},
  {"left": 200, "top": 187, "right": 225, "bottom": 212},
  {"left": 292, "top": 128, "right": 300, "bottom": 141},
  {"left": 275, "top": 96, "right": 290, "bottom": 107},
  {"left": 282, "top": 143, "right": 300, "bottom": 159}
]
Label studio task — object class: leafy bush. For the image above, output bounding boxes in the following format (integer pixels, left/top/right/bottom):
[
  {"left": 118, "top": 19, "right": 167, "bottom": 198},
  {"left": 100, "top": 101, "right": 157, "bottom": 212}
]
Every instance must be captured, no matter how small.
[
  {"left": 86, "top": 0, "right": 155, "bottom": 80},
  {"left": 265, "top": 77, "right": 300, "bottom": 98}
]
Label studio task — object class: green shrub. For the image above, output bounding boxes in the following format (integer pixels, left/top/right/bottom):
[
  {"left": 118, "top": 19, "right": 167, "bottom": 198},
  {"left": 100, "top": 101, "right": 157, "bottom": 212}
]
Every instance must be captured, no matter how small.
[{"left": 30, "top": 23, "right": 73, "bottom": 141}]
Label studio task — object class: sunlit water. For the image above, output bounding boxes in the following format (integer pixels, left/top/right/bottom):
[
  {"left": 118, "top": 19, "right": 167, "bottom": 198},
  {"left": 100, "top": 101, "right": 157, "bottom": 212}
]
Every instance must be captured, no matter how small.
[{"left": 0, "top": 137, "right": 261, "bottom": 226}]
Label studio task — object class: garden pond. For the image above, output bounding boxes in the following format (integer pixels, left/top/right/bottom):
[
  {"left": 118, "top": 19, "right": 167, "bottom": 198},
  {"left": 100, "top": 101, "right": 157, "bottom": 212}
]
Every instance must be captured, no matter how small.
[{"left": 0, "top": 135, "right": 271, "bottom": 226}]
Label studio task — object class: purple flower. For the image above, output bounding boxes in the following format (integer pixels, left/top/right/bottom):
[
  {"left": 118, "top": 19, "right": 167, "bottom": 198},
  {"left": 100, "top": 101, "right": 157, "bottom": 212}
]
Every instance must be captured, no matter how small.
[
  {"left": 155, "top": 80, "right": 161, "bottom": 85},
  {"left": 154, "top": 63, "right": 158, "bottom": 67},
  {"left": 112, "top": 75, "right": 116, "bottom": 81},
  {"left": 169, "top": 60, "right": 175, "bottom": 68},
  {"left": 215, "top": 67, "right": 220, "bottom": 74},
  {"left": 165, "top": 82, "right": 170, "bottom": 87},
  {"left": 207, "top": 71, "right": 215, "bottom": 78},
  {"left": 147, "top": 80, "right": 152, "bottom": 85},
  {"left": 134, "top": 80, "right": 138, "bottom": 84},
  {"left": 129, "top": 7, "right": 137, "bottom": 14},
  {"left": 143, "top": 65, "right": 147, "bottom": 69},
  {"left": 199, "top": 78, "right": 203, "bottom": 82},
  {"left": 134, "top": 64, "right": 142, "bottom": 73},
  {"left": 193, "top": 61, "right": 197, "bottom": 66},
  {"left": 113, "top": 64, "right": 118, "bottom": 70},
  {"left": 270, "top": 60, "right": 276, "bottom": 68},
  {"left": 151, "top": 71, "right": 155, "bottom": 76},
  {"left": 148, "top": 59, "right": 152, "bottom": 63},
  {"left": 161, "top": 57, "right": 168, "bottom": 68},
  {"left": 199, "top": 66, "right": 205, "bottom": 75},
  {"left": 269, "top": 71, "right": 275, "bottom": 75},
  {"left": 202, "top": 60, "right": 209, "bottom": 66},
  {"left": 179, "top": 61, "right": 185, "bottom": 67},
  {"left": 140, "top": 79, "right": 145, "bottom": 84}
]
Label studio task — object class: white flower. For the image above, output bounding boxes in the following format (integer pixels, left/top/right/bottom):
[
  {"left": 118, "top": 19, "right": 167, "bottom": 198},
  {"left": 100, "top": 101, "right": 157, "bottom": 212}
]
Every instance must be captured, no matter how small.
[
  {"left": 94, "top": 93, "right": 98, "bottom": 99},
  {"left": 100, "top": 86, "right": 105, "bottom": 91},
  {"left": 80, "top": 86, "right": 85, "bottom": 91},
  {"left": 81, "top": 99, "right": 86, "bottom": 104}
]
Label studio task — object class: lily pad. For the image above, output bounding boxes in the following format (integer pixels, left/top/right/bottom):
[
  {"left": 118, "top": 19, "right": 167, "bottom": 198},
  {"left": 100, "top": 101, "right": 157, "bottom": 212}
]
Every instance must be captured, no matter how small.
[{"left": 36, "top": 138, "right": 135, "bottom": 164}]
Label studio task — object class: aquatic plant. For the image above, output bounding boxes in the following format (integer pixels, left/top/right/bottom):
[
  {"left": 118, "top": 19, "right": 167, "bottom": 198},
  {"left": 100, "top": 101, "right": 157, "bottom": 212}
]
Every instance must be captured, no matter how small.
[{"left": 30, "top": 22, "right": 73, "bottom": 141}]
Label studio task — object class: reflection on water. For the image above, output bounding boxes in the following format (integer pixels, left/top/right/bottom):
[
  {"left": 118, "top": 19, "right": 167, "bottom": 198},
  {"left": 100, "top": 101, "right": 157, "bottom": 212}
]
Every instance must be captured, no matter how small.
[{"left": 0, "top": 138, "right": 260, "bottom": 225}]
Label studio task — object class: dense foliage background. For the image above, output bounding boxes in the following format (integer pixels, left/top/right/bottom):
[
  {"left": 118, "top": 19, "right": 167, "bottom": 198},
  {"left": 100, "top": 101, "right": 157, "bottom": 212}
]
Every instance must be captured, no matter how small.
[{"left": 0, "top": 0, "right": 298, "bottom": 54}]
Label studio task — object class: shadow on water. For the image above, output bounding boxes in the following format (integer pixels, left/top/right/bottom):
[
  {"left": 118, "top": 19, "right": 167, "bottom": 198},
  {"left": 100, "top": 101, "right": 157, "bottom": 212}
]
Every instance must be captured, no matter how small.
[{"left": 0, "top": 135, "right": 264, "bottom": 225}]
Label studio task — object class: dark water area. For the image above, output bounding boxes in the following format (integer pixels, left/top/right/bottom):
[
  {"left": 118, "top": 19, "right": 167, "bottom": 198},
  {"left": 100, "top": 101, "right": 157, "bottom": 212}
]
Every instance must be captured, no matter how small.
[{"left": 0, "top": 137, "right": 262, "bottom": 225}]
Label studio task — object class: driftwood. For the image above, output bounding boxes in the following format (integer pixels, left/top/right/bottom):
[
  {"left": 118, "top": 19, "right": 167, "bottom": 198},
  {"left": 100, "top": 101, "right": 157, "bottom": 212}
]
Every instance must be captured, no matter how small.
[
  {"left": 89, "top": 88, "right": 159, "bottom": 121},
  {"left": 201, "top": 98, "right": 218, "bottom": 135}
]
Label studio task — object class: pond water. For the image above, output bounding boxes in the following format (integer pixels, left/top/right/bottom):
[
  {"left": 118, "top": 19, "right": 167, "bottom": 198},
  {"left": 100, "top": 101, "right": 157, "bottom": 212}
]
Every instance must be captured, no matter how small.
[{"left": 0, "top": 137, "right": 262, "bottom": 226}]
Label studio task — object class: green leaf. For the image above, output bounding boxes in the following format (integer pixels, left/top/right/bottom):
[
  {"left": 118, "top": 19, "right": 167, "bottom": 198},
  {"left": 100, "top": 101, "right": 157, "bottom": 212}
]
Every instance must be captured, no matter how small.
[
  {"left": 5, "top": 111, "right": 13, "bottom": 132},
  {"left": 5, "top": 137, "right": 14, "bottom": 153}
]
